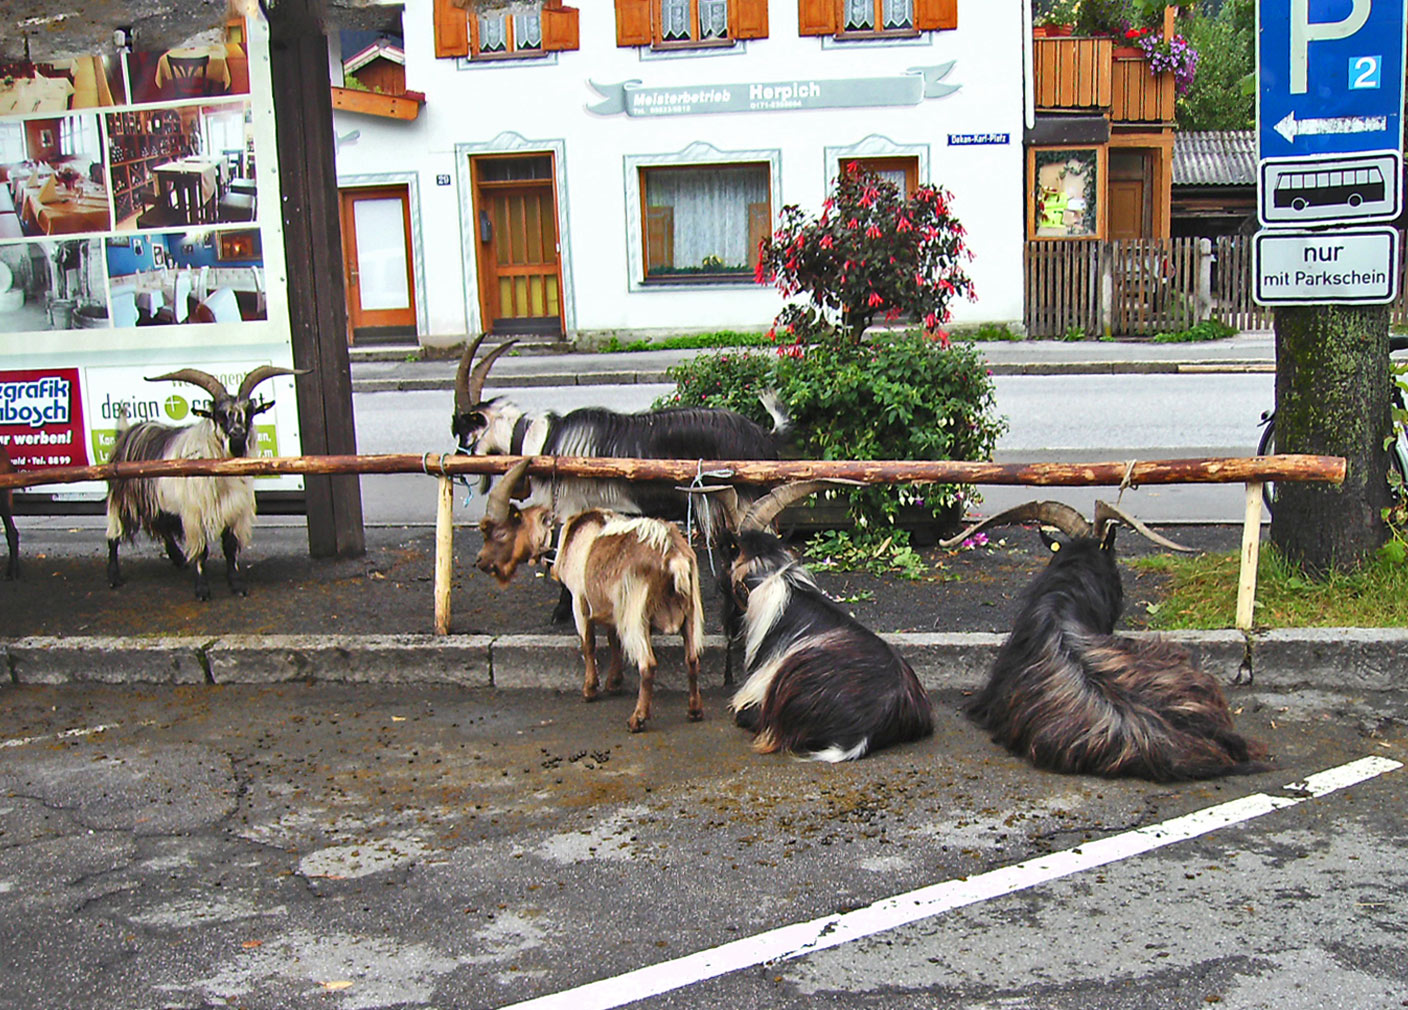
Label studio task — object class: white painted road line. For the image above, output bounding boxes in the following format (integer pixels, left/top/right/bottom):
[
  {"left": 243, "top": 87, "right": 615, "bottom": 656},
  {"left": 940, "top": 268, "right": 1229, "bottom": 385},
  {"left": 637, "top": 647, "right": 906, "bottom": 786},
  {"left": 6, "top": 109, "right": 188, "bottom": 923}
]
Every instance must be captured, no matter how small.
[{"left": 496, "top": 755, "right": 1404, "bottom": 1010}]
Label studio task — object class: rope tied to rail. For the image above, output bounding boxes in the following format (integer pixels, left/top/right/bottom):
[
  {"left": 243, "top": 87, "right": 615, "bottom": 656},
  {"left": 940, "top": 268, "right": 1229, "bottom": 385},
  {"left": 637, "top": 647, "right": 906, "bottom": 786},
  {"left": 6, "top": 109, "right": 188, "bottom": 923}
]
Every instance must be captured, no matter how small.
[
  {"left": 1116, "top": 459, "right": 1139, "bottom": 506},
  {"left": 685, "top": 459, "right": 736, "bottom": 576}
]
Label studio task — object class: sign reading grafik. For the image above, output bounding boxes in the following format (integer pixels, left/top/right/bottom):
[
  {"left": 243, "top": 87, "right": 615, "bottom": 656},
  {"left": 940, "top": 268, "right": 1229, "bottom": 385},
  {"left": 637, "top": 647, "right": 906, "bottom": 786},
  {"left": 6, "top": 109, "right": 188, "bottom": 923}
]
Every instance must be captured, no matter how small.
[{"left": 587, "top": 64, "right": 961, "bottom": 117}]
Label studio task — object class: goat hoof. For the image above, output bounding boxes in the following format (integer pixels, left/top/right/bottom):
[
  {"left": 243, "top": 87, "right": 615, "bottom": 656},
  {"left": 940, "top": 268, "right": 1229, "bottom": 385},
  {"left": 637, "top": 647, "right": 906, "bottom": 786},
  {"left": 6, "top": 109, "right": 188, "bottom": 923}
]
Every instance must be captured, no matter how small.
[
  {"left": 582, "top": 690, "right": 598, "bottom": 703},
  {"left": 688, "top": 709, "right": 704, "bottom": 722},
  {"left": 627, "top": 717, "right": 647, "bottom": 733}
]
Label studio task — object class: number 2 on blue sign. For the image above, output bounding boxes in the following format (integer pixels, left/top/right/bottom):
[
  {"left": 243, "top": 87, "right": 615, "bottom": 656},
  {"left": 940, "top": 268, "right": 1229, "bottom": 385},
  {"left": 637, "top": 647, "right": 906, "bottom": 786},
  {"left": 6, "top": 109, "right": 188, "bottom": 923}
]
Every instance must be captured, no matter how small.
[{"left": 1351, "top": 55, "right": 1382, "bottom": 90}]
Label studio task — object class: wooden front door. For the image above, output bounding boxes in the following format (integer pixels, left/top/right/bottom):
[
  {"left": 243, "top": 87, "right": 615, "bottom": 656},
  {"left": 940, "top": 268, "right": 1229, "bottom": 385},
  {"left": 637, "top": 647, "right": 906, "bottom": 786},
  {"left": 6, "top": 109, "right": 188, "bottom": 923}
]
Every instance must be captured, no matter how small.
[
  {"left": 339, "top": 185, "right": 418, "bottom": 343},
  {"left": 471, "top": 154, "right": 563, "bottom": 335}
]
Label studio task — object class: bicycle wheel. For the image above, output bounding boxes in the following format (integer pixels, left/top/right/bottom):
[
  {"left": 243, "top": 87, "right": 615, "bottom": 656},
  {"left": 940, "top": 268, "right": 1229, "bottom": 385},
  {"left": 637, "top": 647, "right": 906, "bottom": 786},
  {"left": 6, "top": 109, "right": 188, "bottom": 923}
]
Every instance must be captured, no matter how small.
[{"left": 1256, "top": 417, "right": 1277, "bottom": 514}]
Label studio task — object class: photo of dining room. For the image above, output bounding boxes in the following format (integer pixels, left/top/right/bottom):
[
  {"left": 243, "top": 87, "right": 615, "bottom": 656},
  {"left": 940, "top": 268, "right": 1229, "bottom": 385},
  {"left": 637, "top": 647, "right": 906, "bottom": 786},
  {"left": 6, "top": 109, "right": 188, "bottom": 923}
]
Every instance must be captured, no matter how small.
[
  {"left": 106, "top": 101, "right": 256, "bottom": 231},
  {"left": 0, "top": 239, "right": 109, "bottom": 334},
  {"left": 0, "top": 55, "right": 128, "bottom": 115},
  {"left": 126, "top": 17, "right": 250, "bottom": 104},
  {"left": 105, "top": 229, "right": 266, "bottom": 328},
  {"left": 0, "top": 114, "right": 111, "bottom": 239}
]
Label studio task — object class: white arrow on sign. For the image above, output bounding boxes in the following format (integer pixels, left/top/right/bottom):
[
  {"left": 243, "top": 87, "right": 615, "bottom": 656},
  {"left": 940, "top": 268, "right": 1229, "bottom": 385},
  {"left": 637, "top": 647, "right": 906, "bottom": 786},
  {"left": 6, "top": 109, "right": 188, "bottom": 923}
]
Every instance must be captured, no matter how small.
[{"left": 1274, "top": 110, "right": 1389, "bottom": 143}]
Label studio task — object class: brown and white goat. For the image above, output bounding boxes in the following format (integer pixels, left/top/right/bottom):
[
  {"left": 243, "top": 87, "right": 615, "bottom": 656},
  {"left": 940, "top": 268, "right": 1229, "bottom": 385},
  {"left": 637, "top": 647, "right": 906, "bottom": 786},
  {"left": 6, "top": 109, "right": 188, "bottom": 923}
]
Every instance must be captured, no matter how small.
[
  {"left": 0, "top": 444, "right": 17, "bottom": 579},
  {"left": 695, "top": 481, "right": 934, "bottom": 762},
  {"left": 481, "top": 459, "right": 706, "bottom": 733},
  {"left": 106, "top": 366, "right": 302, "bottom": 600},
  {"left": 941, "top": 501, "right": 1270, "bottom": 782},
  {"left": 455, "top": 332, "right": 791, "bottom": 678}
]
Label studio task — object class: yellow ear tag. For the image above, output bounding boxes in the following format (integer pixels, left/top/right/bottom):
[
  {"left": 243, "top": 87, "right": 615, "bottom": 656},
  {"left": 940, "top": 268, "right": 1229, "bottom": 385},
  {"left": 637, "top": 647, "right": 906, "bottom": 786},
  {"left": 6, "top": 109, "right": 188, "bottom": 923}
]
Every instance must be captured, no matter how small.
[{"left": 1049, "top": 541, "right": 1060, "bottom": 553}]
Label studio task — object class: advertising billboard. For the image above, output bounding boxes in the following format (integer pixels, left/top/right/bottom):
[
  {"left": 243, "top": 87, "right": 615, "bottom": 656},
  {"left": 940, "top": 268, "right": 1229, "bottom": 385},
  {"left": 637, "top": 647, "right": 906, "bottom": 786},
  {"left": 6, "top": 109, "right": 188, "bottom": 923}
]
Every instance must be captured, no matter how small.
[{"left": 0, "top": 6, "right": 301, "bottom": 501}]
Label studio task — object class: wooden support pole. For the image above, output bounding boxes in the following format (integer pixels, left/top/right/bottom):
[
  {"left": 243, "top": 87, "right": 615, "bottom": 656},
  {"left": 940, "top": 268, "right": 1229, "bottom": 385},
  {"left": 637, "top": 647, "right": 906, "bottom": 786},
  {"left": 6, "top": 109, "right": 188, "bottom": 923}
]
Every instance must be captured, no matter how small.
[
  {"left": 1236, "top": 481, "right": 1264, "bottom": 632},
  {"left": 434, "top": 475, "right": 454, "bottom": 636}
]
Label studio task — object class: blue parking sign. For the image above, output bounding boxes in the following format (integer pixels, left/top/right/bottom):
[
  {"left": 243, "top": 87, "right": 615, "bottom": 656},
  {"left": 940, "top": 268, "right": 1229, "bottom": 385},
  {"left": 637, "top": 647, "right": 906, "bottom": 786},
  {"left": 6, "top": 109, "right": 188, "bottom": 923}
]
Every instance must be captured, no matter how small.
[{"left": 1258, "top": 0, "right": 1407, "bottom": 160}]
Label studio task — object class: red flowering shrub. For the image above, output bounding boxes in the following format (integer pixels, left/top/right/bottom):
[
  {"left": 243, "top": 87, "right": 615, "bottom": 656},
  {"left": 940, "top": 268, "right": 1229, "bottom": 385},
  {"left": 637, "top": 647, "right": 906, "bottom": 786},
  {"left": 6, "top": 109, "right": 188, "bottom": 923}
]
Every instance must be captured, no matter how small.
[{"left": 757, "top": 164, "right": 976, "bottom": 347}]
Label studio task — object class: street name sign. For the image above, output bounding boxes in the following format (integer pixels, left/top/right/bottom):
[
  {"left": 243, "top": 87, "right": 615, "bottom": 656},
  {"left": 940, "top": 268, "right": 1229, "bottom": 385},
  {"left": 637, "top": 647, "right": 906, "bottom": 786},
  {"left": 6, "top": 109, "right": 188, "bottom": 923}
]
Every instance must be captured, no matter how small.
[
  {"left": 1253, "top": 226, "right": 1400, "bottom": 304},
  {"left": 1257, "top": 0, "right": 1407, "bottom": 162}
]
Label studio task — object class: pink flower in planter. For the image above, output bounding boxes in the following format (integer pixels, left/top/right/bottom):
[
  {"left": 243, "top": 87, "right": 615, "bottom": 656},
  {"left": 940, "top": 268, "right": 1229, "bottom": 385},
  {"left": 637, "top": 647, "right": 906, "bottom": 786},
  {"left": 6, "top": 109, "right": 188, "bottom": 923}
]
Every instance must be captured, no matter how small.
[
  {"left": 819, "top": 234, "right": 834, "bottom": 250},
  {"left": 868, "top": 291, "right": 885, "bottom": 308},
  {"left": 865, "top": 225, "right": 883, "bottom": 239}
]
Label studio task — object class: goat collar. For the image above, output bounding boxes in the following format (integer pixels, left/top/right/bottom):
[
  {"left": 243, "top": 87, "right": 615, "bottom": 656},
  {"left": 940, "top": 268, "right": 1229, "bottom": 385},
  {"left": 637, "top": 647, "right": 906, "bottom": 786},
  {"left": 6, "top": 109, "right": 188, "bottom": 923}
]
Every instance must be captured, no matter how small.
[{"left": 510, "top": 414, "right": 533, "bottom": 457}]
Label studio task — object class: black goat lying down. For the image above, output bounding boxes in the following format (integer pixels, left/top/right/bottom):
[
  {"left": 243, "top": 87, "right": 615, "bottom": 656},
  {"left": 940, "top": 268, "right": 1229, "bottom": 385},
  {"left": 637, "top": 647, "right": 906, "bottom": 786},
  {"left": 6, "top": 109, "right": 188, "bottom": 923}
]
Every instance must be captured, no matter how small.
[
  {"left": 942, "top": 501, "right": 1270, "bottom": 782},
  {"left": 699, "top": 481, "right": 935, "bottom": 762}
]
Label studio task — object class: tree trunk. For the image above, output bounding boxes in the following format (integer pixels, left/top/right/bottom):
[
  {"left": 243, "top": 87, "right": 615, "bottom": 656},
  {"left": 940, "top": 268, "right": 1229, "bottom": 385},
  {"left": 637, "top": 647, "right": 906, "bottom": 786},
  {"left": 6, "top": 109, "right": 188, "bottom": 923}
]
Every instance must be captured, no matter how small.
[{"left": 1270, "top": 304, "right": 1391, "bottom": 574}]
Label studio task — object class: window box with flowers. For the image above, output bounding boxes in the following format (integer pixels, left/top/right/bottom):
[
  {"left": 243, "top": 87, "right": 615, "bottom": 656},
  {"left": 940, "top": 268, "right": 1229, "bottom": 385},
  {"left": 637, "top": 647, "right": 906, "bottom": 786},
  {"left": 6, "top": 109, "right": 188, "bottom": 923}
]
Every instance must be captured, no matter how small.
[{"left": 1124, "top": 26, "right": 1199, "bottom": 94}]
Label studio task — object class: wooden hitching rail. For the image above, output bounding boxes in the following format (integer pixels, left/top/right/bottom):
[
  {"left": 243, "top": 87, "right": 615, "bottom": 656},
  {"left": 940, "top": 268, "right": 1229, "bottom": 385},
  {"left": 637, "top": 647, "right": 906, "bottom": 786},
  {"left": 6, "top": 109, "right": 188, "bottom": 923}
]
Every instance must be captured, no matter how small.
[{"left": 0, "top": 452, "right": 1348, "bottom": 637}]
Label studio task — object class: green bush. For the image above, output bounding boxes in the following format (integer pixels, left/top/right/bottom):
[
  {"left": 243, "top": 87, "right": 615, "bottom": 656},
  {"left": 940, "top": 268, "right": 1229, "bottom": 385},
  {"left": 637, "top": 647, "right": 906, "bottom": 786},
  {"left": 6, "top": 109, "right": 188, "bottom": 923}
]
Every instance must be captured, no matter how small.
[{"left": 656, "top": 333, "right": 1006, "bottom": 530}]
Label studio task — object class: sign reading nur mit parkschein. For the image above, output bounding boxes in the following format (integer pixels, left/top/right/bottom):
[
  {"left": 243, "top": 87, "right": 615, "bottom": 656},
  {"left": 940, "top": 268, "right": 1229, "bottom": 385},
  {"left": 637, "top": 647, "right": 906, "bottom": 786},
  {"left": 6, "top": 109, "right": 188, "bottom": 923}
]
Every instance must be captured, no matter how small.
[{"left": 1255, "top": 0, "right": 1406, "bottom": 302}]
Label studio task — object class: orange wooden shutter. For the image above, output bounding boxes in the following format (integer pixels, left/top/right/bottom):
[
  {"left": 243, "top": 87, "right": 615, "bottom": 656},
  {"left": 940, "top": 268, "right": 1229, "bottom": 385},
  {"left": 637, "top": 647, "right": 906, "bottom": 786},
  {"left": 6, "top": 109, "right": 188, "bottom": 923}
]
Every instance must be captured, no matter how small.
[
  {"left": 543, "top": 4, "right": 581, "bottom": 50},
  {"left": 731, "top": 0, "right": 770, "bottom": 39},
  {"left": 914, "top": 0, "right": 957, "bottom": 31},
  {"left": 797, "top": 0, "right": 838, "bottom": 35},
  {"left": 615, "top": 0, "right": 654, "bottom": 45},
  {"left": 645, "top": 206, "right": 674, "bottom": 271},
  {"left": 433, "top": 0, "right": 469, "bottom": 58},
  {"left": 747, "top": 202, "right": 771, "bottom": 269}
]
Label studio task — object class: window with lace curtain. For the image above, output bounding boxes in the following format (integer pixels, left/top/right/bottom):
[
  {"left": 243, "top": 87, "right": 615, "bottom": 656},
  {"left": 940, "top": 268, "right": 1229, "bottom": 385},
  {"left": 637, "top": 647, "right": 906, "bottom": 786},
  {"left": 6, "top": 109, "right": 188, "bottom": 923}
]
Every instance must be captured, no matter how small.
[
  {"left": 659, "top": 0, "right": 730, "bottom": 44},
  {"left": 843, "top": 0, "right": 914, "bottom": 33},
  {"left": 640, "top": 163, "right": 771, "bottom": 281},
  {"left": 58, "top": 115, "right": 99, "bottom": 160},
  {"left": 797, "top": 0, "right": 954, "bottom": 39},
  {"left": 613, "top": 0, "right": 767, "bottom": 50},
  {"left": 472, "top": 4, "right": 544, "bottom": 58},
  {"left": 0, "top": 122, "right": 24, "bottom": 164}
]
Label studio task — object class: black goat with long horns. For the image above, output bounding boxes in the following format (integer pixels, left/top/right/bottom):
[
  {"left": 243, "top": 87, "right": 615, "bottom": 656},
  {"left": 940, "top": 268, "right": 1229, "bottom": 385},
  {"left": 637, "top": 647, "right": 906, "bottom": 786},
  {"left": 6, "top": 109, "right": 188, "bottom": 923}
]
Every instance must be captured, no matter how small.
[
  {"left": 941, "top": 501, "right": 1270, "bottom": 782},
  {"left": 106, "top": 365, "right": 303, "bottom": 600},
  {"left": 452, "top": 333, "right": 791, "bottom": 537},
  {"left": 694, "top": 481, "right": 935, "bottom": 761}
]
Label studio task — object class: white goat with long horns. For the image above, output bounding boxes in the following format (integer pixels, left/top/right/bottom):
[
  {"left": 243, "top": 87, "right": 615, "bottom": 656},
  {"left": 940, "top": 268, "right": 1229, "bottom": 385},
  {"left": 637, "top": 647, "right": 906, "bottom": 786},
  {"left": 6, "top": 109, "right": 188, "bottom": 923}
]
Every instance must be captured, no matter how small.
[{"left": 106, "top": 365, "right": 303, "bottom": 600}]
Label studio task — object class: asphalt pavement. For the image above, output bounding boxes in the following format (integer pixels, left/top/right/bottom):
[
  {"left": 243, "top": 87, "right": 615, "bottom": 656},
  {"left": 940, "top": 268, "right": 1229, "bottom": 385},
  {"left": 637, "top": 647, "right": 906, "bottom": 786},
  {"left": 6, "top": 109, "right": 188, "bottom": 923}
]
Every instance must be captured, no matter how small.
[{"left": 4, "top": 332, "right": 1408, "bottom": 1010}]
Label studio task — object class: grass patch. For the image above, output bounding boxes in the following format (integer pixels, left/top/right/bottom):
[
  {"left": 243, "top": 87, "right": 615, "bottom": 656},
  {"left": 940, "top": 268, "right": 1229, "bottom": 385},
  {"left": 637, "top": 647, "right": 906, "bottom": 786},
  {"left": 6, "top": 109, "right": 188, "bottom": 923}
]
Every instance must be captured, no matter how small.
[
  {"left": 599, "top": 331, "right": 770, "bottom": 353},
  {"left": 1133, "top": 546, "right": 1408, "bottom": 630},
  {"left": 1151, "top": 319, "right": 1237, "bottom": 343}
]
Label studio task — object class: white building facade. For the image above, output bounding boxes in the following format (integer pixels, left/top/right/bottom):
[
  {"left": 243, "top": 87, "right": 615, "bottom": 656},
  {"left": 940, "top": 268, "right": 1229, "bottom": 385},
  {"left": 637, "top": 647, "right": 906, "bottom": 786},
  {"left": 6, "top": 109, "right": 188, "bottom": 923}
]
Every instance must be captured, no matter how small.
[{"left": 331, "top": 0, "right": 1027, "bottom": 348}]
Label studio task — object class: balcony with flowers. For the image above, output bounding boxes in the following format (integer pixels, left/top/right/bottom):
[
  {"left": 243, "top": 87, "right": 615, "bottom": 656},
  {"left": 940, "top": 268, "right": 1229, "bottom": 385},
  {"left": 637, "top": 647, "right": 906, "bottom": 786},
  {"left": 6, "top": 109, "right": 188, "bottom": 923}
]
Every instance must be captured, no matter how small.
[{"left": 1032, "top": 2, "right": 1193, "bottom": 124}]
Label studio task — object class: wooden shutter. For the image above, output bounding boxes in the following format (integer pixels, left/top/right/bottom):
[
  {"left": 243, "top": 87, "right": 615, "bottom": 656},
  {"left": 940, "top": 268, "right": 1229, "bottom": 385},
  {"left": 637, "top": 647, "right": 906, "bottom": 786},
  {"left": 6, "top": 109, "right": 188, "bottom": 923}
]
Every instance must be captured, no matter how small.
[
  {"left": 747, "top": 202, "right": 771, "bottom": 269},
  {"left": 730, "top": 0, "right": 770, "bottom": 39},
  {"left": 914, "top": 0, "right": 957, "bottom": 31},
  {"left": 542, "top": 4, "right": 581, "bottom": 50},
  {"left": 645, "top": 206, "right": 674, "bottom": 271},
  {"left": 434, "top": 0, "right": 469, "bottom": 58},
  {"left": 615, "top": 0, "right": 653, "bottom": 45},
  {"left": 797, "top": 0, "right": 838, "bottom": 35}
]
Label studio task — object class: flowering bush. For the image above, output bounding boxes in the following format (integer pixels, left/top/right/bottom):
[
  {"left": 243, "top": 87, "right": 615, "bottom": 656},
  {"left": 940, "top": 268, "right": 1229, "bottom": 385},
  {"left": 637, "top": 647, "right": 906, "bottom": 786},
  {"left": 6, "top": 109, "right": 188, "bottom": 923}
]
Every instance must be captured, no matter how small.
[
  {"left": 757, "top": 164, "right": 975, "bottom": 347},
  {"left": 1126, "top": 27, "right": 1199, "bottom": 94}
]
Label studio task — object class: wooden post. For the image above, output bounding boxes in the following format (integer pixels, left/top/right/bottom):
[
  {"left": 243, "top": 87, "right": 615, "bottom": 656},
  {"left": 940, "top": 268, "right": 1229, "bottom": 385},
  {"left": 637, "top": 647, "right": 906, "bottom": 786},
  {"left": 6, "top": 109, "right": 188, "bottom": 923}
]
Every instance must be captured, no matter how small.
[
  {"left": 267, "top": 0, "right": 366, "bottom": 559},
  {"left": 1236, "top": 481, "right": 1263, "bottom": 631},
  {"left": 434, "top": 475, "right": 454, "bottom": 635}
]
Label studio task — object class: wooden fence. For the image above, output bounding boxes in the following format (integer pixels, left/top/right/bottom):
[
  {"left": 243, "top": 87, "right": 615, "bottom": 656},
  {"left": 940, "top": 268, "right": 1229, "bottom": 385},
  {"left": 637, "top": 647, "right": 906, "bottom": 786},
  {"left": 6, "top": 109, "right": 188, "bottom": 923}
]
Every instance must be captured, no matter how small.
[
  {"left": 0, "top": 451, "right": 1348, "bottom": 634},
  {"left": 1027, "top": 232, "right": 1408, "bottom": 337}
]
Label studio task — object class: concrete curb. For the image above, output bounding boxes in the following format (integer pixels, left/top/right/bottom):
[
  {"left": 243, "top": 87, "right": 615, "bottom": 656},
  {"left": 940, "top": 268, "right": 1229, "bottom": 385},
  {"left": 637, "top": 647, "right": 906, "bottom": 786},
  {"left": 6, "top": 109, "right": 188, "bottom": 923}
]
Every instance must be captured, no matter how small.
[
  {"left": 4, "top": 629, "right": 1401, "bottom": 693},
  {"left": 350, "top": 359, "right": 1277, "bottom": 394}
]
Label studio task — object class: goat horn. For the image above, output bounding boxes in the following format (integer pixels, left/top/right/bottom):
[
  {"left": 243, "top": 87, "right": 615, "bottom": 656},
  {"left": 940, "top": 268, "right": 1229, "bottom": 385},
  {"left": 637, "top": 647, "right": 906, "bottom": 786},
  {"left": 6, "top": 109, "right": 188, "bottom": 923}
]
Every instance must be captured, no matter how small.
[
  {"left": 461, "top": 336, "right": 518, "bottom": 411},
  {"left": 146, "top": 369, "right": 229, "bottom": 400},
  {"left": 1093, "top": 500, "right": 1196, "bottom": 553},
  {"left": 677, "top": 484, "right": 742, "bottom": 532},
  {"left": 938, "top": 500, "right": 1094, "bottom": 549},
  {"left": 237, "top": 366, "right": 306, "bottom": 401},
  {"left": 454, "top": 334, "right": 488, "bottom": 414},
  {"left": 485, "top": 458, "right": 532, "bottom": 524},
  {"left": 740, "top": 479, "right": 860, "bottom": 532}
]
